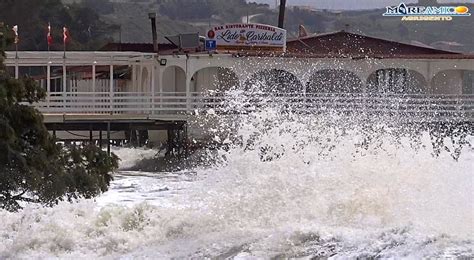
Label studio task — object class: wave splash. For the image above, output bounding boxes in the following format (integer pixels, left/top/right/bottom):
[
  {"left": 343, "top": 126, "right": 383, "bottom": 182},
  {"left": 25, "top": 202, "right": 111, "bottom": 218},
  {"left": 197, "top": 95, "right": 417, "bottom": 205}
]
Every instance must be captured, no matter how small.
[{"left": 1, "top": 93, "right": 473, "bottom": 258}]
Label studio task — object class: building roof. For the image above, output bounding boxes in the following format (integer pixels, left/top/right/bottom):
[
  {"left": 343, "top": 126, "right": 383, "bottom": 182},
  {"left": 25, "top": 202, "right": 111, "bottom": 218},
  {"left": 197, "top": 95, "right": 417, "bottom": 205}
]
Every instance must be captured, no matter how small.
[
  {"left": 99, "top": 31, "right": 474, "bottom": 59},
  {"left": 99, "top": 42, "right": 177, "bottom": 53},
  {"left": 100, "top": 42, "right": 207, "bottom": 55},
  {"left": 285, "top": 31, "right": 459, "bottom": 58}
]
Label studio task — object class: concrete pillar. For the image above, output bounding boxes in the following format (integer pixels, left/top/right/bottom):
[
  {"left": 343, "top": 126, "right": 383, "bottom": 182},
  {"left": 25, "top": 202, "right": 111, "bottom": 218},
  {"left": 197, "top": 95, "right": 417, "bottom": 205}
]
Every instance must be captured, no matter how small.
[
  {"left": 14, "top": 59, "right": 19, "bottom": 79},
  {"left": 185, "top": 58, "right": 192, "bottom": 111},
  {"left": 109, "top": 65, "right": 114, "bottom": 114},
  {"left": 46, "top": 65, "right": 51, "bottom": 106},
  {"left": 132, "top": 65, "right": 136, "bottom": 92},
  {"left": 426, "top": 61, "right": 432, "bottom": 93},
  {"left": 63, "top": 63, "right": 67, "bottom": 108},
  {"left": 92, "top": 64, "right": 96, "bottom": 109},
  {"left": 92, "top": 65, "right": 96, "bottom": 93},
  {"left": 151, "top": 64, "right": 155, "bottom": 114}
]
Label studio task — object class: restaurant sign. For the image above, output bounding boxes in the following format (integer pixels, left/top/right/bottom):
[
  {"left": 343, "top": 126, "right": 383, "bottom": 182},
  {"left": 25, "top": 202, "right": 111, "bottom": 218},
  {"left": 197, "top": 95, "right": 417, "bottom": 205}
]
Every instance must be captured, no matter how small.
[{"left": 206, "top": 23, "right": 286, "bottom": 52}]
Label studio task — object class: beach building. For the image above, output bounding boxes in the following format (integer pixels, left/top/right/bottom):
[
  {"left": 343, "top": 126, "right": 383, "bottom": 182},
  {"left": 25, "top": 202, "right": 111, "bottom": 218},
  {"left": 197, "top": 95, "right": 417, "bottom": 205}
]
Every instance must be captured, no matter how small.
[{"left": 4, "top": 26, "right": 474, "bottom": 148}]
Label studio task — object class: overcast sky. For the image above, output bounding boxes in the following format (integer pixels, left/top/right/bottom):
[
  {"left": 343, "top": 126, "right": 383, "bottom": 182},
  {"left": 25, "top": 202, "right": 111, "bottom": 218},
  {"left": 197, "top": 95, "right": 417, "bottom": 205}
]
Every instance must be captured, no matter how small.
[{"left": 250, "top": 0, "right": 474, "bottom": 10}]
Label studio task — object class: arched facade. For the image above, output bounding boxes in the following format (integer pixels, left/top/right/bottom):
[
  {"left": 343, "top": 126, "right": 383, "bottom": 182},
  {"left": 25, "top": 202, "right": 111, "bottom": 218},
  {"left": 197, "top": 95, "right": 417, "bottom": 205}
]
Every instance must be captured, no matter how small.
[
  {"left": 3, "top": 50, "right": 472, "bottom": 139},
  {"left": 306, "top": 69, "right": 364, "bottom": 93},
  {"left": 157, "top": 56, "right": 474, "bottom": 97},
  {"left": 366, "top": 68, "right": 427, "bottom": 94},
  {"left": 244, "top": 69, "right": 304, "bottom": 93},
  {"left": 162, "top": 66, "right": 186, "bottom": 93},
  {"left": 190, "top": 67, "right": 239, "bottom": 92}
]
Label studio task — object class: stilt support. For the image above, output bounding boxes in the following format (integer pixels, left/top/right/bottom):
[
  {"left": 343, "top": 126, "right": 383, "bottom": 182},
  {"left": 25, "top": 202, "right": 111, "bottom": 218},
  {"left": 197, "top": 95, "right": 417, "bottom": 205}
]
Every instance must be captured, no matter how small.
[
  {"left": 99, "top": 130, "right": 103, "bottom": 148},
  {"left": 107, "top": 122, "right": 111, "bottom": 155}
]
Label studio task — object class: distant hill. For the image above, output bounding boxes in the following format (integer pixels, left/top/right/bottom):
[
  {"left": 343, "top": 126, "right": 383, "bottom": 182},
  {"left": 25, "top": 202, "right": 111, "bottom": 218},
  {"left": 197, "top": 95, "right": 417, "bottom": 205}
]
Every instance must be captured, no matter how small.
[
  {"left": 98, "top": 0, "right": 474, "bottom": 53},
  {"left": 253, "top": 2, "right": 474, "bottom": 53},
  {"left": 249, "top": 0, "right": 474, "bottom": 9},
  {"left": 4, "top": 0, "right": 472, "bottom": 53},
  {"left": 1, "top": 0, "right": 117, "bottom": 51}
]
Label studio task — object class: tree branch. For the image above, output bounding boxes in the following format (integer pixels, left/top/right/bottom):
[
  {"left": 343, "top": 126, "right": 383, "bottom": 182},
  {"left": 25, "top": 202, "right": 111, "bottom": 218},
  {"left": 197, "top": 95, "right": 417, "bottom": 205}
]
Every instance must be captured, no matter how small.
[
  {"left": 11, "top": 190, "right": 27, "bottom": 199},
  {"left": 15, "top": 196, "right": 40, "bottom": 203}
]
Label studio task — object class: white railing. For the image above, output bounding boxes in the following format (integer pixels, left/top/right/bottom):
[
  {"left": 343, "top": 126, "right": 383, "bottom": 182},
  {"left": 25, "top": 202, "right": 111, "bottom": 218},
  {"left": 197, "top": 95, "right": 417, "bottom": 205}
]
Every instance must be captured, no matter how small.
[{"left": 31, "top": 92, "right": 474, "bottom": 122}]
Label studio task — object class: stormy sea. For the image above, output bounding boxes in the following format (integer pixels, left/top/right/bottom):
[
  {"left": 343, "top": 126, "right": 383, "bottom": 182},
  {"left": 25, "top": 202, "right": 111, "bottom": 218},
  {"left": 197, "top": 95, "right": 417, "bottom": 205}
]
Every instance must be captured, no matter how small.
[{"left": 0, "top": 92, "right": 473, "bottom": 259}]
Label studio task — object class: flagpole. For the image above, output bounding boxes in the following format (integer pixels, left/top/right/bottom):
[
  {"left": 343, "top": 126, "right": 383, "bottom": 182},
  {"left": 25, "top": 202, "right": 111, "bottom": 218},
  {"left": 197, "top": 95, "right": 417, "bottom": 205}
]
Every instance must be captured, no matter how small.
[
  {"left": 63, "top": 26, "right": 67, "bottom": 59},
  {"left": 47, "top": 22, "right": 52, "bottom": 55},
  {"left": 13, "top": 25, "right": 18, "bottom": 59}
]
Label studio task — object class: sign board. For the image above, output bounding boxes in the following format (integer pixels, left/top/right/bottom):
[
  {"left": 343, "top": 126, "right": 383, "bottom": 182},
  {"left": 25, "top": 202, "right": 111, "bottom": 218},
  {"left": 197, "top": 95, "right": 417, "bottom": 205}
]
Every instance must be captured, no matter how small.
[
  {"left": 206, "top": 23, "right": 286, "bottom": 52},
  {"left": 205, "top": 39, "right": 216, "bottom": 50}
]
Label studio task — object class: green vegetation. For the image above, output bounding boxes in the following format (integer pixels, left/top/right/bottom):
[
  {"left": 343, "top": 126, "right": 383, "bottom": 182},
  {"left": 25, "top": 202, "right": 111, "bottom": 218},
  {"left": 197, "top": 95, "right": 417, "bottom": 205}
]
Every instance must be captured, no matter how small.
[
  {"left": 0, "top": 0, "right": 118, "bottom": 51},
  {"left": 2, "top": 0, "right": 473, "bottom": 53},
  {"left": 0, "top": 25, "right": 118, "bottom": 211},
  {"left": 157, "top": 0, "right": 269, "bottom": 22}
]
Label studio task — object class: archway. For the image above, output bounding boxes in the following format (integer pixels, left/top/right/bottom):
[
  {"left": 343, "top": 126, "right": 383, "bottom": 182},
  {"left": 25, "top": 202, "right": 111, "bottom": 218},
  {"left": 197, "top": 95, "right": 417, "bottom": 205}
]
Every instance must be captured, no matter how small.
[
  {"left": 244, "top": 69, "right": 304, "bottom": 94},
  {"left": 366, "top": 68, "right": 427, "bottom": 94},
  {"left": 431, "top": 70, "right": 474, "bottom": 95},
  {"left": 190, "top": 67, "right": 239, "bottom": 92},
  {"left": 162, "top": 66, "right": 186, "bottom": 93},
  {"left": 306, "top": 69, "right": 363, "bottom": 93}
]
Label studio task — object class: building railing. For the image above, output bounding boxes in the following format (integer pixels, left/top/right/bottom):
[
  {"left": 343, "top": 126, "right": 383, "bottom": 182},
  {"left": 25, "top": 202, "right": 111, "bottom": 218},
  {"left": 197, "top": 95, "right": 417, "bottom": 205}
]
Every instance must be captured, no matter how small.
[{"left": 29, "top": 91, "right": 474, "bottom": 122}]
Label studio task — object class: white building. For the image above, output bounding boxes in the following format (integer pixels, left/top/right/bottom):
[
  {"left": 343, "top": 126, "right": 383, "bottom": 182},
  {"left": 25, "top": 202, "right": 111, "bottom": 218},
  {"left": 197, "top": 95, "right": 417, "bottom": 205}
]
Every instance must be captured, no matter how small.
[{"left": 4, "top": 31, "right": 474, "bottom": 144}]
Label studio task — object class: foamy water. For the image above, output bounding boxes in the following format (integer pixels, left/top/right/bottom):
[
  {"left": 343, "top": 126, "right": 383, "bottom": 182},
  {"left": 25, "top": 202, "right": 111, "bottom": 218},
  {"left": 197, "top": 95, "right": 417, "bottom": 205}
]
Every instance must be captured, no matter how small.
[{"left": 0, "top": 108, "right": 473, "bottom": 259}]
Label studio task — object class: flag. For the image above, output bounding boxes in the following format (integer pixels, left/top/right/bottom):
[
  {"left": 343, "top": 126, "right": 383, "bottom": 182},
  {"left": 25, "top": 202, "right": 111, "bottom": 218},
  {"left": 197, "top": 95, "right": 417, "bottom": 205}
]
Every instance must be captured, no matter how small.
[
  {"left": 12, "top": 25, "right": 19, "bottom": 44},
  {"left": 47, "top": 23, "right": 53, "bottom": 46},
  {"left": 63, "top": 26, "right": 70, "bottom": 44}
]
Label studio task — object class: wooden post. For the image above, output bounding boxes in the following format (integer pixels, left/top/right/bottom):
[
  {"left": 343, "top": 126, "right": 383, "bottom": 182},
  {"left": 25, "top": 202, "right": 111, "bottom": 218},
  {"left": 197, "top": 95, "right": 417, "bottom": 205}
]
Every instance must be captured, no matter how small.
[
  {"left": 184, "top": 122, "right": 189, "bottom": 157},
  {"left": 107, "top": 122, "right": 111, "bottom": 155},
  {"left": 99, "top": 130, "right": 103, "bottom": 148},
  {"left": 131, "top": 129, "right": 138, "bottom": 147},
  {"left": 89, "top": 124, "right": 93, "bottom": 143},
  {"left": 166, "top": 128, "right": 173, "bottom": 157}
]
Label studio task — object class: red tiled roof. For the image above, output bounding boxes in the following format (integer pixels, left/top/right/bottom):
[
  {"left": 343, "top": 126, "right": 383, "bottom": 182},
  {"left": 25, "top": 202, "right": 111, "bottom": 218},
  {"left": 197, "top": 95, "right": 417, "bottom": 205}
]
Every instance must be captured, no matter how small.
[
  {"left": 100, "top": 31, "right": 471, "bottom": 59},
  {"left": 99, "top": 42, "right": 207, "bottom": 55},
  {"left": 241, "top": 52, "right": 474, "bottom": 59},
  {"left": 286, "top": 31, "right": 459, "bottom": 57},
  {"left": 99, "top": 42, "right": 178, "bottom": 52}
]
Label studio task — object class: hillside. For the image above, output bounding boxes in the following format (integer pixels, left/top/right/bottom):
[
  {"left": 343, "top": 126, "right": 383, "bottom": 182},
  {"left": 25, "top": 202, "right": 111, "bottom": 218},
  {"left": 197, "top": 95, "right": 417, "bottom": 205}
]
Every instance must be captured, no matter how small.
[
  {"left": 254, "top": 4, "right": 474, "bottom": 53},
  {"left": 93, "top": 0, "right": 474, "bottom": 53},
  {"left": 94, "top": 0, "right": 271, "bottom": 43},
  {"left": 3, "top": 0, "right": 474, "bottom": 53},
  {"left": 0, "top": 0, "right": 119, "bottom": 51},
  {"left": 250, "top": 0, "right": 474, "bottom": 9}
]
